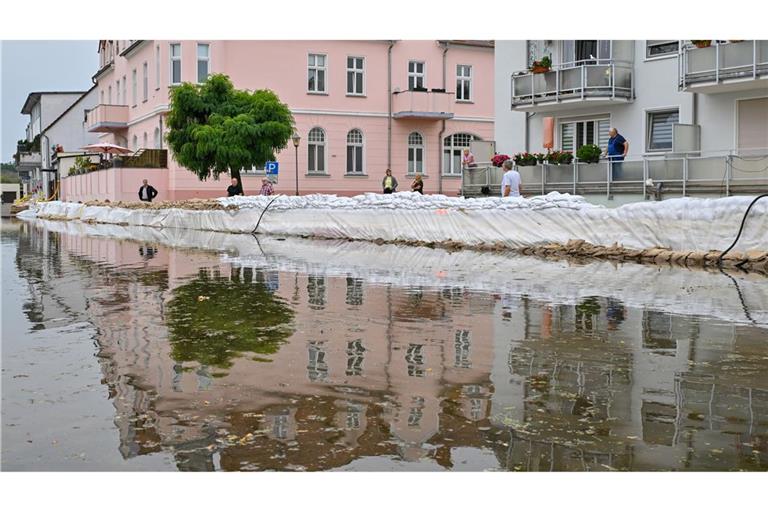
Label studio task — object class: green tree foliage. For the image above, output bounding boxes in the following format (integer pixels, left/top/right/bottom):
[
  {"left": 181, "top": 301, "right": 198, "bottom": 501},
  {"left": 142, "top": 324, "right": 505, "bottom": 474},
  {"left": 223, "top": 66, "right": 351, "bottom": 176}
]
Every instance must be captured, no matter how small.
[
  {"left": 166, "top": 74, "right": 294, "bottom": 189},
  {"left": 166, "top": 269, "right": 295, "bottom": 370}
]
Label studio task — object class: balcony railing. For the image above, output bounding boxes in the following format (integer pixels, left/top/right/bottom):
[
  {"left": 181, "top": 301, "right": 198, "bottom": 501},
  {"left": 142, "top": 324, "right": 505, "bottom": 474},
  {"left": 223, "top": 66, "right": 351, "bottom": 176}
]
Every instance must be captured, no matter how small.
[
  {"left": 511, "top": 60, "right": 633, "bottom": 111},
  {"left": 462, "top": 151, "right": 768, "bottom": 198},
  {"left": 392, "top": 89, "right": 454, "bottom": 120},
  {"left": 680, "top": 40, "right": 768, "bottom": 92},
  {"left": 86, "top": 104, "right": 129, "bottom": 132},
  {"left": 110, "top": 149, "right": 168, "bottom": 169}
]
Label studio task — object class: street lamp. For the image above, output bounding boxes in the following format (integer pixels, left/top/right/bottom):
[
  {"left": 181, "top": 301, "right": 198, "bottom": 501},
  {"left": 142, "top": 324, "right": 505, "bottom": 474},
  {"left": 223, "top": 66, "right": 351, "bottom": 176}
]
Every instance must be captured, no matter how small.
[{"left": 292, "top": 132, "right": 301, "bottom": 196}]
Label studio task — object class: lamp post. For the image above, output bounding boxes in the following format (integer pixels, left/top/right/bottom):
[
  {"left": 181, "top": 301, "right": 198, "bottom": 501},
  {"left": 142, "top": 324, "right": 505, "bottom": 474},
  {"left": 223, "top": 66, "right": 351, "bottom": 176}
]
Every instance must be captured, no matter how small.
[{"left": 292, "top": 132, "right": 301, "bottom": 196}]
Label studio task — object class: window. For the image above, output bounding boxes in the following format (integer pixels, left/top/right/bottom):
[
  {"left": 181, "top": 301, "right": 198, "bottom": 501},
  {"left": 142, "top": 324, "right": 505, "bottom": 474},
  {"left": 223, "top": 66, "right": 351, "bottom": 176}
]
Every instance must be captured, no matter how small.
[
  {"left": 122, "top": 76, "right": 127, "bottom": 106},
  {"left": 154, "top": 127, "right": 161, "bottom": 149},
  {"left": 405, "top": 344, "right": 425, "bottom": 377},
  {"left": 560, "top": 118, "right": 610, "bottom": 152},
  {"left": 408, "top": 396, "right": 425, "bottom": 427},
  {"left": 115, "top": 79, "right": 120, "bottom": 103},
  {"left": 155, "top": 45, "right": 161, "bottom": 89},
  {"left": 346, "top": 56, "right": 364, "bottom": 95},
  {"left": 108, "top": 85, "right": 113, "bottom": 105},
  {"left": 408, "top": 61, "right": 425, "bottom": 90},
  {"left": 131, "top": 69, "right": 137, "bottom": 106},
  {"left": 647, "top": 109, "right": 679, "bottom": 152},
  {"left": 100, "top": 90, "right": 104, "bottom": 104},
  {"left": 132, "top": 135, "right": 138, "bottom": 150},
  {"left": 443, "top": 132, "right": 478, "bottom": 175},
  {"left": 346, "top": 129, "right": 364, "bottom": 175},
  {"left": 346, "top": 340, "right": 365, "bottom": 376},
  {"left": 307, "top": 53, "right": 326, "bottom": 93},
  {"left": 646, "top": 40, "right": 679, "bottom": 59},
  {"left": 142, "top": 62, "right": 148, "bottom": 101},
  {"left": 170, "top": 43, "right": 182, "bottom": 85},
  {"left": 307, "top": 127, "right": 326, "bottom": 174},
  {"left": 346, "top": 277, "right": 363, "bottom": 306},
  {"left": 307, "top": 341, "right": 328, "bottom": 382},
  {"left": 142, "top": 132, "right": 147, "bottom": 149},
  {"left": 307, "top": 274, "right": 326, "bottom": 309},
  {"left": 456, "top": 64, "right": 472, "bottom": 101},
  {"left": 561, "top": 40, "right": 611, "bottom": 66},
  {"left": 408, "top": 132, "right": 424, "bottom": 174},
  {"left": 197, "top": 43, "right": 210, "bottom": 83},
  {"left": 454, "top": 330, "right": 471, "bottom": 369}
]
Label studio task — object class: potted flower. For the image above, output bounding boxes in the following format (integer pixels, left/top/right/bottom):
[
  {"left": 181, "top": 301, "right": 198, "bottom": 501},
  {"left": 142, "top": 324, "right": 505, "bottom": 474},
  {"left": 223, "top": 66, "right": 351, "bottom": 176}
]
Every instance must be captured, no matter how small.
[
  {"left": 530, "top": 55, "right": 552, "bottom": 74},
  {"left": 575, "top": 144, "right": 602, "bottom": 164},
  {"left": 513, "top": 152, "right": 538, "bottom": 166},
  {"left": 491, "top": 154, "right": 511, "bottom": 167},
  {"left": 534, "top": 152, "right": 547, "bottom": 164},
  {"left": 691, "top": 40, "right": 712, "bottom": 48},
  {"left": 547, "top": 150, "right": 574, "bottom": 165}
]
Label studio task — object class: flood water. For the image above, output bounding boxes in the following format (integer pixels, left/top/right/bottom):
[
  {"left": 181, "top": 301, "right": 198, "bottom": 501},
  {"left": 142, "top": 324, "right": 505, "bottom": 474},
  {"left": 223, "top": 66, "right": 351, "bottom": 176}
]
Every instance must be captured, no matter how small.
[{"left": 2, "top": 219, "right": 767, "bottom": 471}]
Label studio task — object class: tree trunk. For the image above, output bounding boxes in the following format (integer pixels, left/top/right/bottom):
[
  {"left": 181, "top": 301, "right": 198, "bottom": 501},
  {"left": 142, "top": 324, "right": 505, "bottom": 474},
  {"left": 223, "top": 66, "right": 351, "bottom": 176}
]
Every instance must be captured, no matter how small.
[{"left": 230, "top": 168, "right": 244, "bottom": 195}]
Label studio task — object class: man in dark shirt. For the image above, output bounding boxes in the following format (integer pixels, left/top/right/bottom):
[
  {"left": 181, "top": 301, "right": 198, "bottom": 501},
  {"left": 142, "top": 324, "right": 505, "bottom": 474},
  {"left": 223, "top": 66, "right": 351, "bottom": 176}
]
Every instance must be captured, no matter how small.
[
  {"left": 606, "top": 128, "right": 629, "bottom": 181},
  {"left": 138, "top": 179, "right": 158, "bottom": 202},
  {"left": 227, "top": 177, "right": 244, "bottom": 197}
]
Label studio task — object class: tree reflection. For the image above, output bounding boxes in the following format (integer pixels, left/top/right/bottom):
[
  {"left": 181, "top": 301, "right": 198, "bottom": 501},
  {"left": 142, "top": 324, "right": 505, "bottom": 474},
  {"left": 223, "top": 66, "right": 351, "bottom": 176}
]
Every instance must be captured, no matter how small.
[{"left": 166, "top": 269, "right": 295, "bottom": 369}]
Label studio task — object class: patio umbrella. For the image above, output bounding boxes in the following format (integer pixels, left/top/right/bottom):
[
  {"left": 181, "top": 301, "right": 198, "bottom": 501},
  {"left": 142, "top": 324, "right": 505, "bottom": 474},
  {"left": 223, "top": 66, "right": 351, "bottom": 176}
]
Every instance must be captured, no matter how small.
[{"left": 80, "top": 143, "right": 132, "bottom": 155}]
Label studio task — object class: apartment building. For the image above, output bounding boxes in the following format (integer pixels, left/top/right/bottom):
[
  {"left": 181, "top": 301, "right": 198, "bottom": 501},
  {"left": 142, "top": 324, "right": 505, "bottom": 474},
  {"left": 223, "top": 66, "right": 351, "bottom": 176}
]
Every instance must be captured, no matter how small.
[
  {"left": 69, "top": 40, "right": 494, "bottom": 202},
  {"left": 493, "top": 40, "right": 768, "bottom": 203}
]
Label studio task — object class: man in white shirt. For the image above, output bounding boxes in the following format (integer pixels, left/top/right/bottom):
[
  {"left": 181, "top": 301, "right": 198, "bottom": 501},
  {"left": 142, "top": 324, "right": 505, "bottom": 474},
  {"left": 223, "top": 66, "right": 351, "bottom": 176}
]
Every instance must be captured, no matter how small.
[{"left": 500, "top": 160, "right": 522, "bottom": 197}]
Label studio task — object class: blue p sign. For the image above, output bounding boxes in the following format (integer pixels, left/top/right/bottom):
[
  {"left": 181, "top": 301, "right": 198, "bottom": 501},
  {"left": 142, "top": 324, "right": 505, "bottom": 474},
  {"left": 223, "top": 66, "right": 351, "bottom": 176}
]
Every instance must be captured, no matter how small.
[{"left": 265, "top": 161, "right": 279, "bottom": 175}]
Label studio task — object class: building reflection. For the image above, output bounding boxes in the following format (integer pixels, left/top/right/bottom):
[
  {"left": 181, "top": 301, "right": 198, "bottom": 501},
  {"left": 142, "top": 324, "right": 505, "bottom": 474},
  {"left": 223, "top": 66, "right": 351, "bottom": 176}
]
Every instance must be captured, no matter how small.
[{"left": 11, "top": 222, "right": 768, "bottom": 471}]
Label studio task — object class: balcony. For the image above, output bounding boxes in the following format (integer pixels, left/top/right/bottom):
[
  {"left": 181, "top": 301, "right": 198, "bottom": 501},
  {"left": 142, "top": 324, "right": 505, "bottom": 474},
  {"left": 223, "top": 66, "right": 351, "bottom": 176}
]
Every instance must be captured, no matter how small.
[
  {"left": 511, "top": 61, "right": 633, "bottom": 112},
  {"left": 86, "top": 104, "right": 128, "bottom": 132},
  {"left": 680, "top": 40, "right": 768, "bottom": 93},
  {"left": 392, "top": 89, "right": 454, "bottom": 120}
]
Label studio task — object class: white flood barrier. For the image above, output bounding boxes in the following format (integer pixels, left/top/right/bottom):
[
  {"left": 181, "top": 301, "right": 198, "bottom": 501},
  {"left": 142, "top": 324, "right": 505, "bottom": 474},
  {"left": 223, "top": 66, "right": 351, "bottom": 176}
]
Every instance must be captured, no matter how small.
[
  {"left": 20, "top": 192, "right": 768, "bottom": 252},
  {"left": 34, "top": 219, "right": 768, "bottom": 327}
]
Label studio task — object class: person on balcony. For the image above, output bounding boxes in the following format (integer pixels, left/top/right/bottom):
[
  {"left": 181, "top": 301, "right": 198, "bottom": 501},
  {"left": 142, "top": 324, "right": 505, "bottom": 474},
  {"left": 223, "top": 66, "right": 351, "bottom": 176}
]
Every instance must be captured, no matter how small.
[
  {"left": 501, "top": 160, "right": 522, "bottom": 198},
  {"left": 410, "top": 173, "right": 424, "bottom": 194},
  {"left": 259, "top": 177, "right": 274, "bottom": 196},
  {"left": 382, "top": 169, "right": 398, "bottom": 194},
  {"left": 227, "top": 177, "right": 244, "bottom": 197},
  {"left": 462, "top": 148, "right": 477, "bottom": 169},
  {"left": 606, "top": 128, "right": 629, "bottom": 180},
  {"left": 138, "top": 179, "right": 158, "bottom": 202}
]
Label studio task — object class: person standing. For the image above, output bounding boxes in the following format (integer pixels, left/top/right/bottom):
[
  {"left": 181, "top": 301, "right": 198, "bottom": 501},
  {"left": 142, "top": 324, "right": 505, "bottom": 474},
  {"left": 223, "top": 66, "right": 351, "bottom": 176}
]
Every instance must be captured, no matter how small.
[
  {"left": 227, "top": 177, "right": 244, "bottom": 197},
  {"left": 138, "top": 179, "right": 158, "bottom": 202},
  {"left": 500, "top": 160, "right": 522, "bottom": 198},
  {"left": 259, "top": 177, "right": 274, "bottom": 196},
  {"left": 410, "top": 173, "right": 424, "bottom": 194},
  {"left": 462, "top": 148, "right": 476, "bottom": 169},
  {"left": 606, "top": 127, "right": 629, "bottom": 180},
  {"left": 382, "top": 169, "right": 398, "bottom": 194}
]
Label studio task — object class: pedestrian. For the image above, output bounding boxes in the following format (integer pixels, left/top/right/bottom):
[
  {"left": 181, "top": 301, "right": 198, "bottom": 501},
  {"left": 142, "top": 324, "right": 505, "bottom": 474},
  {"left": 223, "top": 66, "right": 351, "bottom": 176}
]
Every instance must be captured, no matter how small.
[
  {"left": 227, "top": 177, "right": 244, "bottom": 197},
  {"left": 259, "top": 177, "right": 274, "bottom": 196},
  {"left": 382, "top": 169, "right": 398, "bottom": 194},
  {"left": 462, "top": 148, "right": 476, "bottom": 169},
  {"left": 606, "top": 127, "right": 629, "bottom": 180},
  {"left": 138, "top": 179, "right": 158, "bottom": 202},
  {"left": 410, "top": 173, "right": 424, "bottom": 194},
  {"left": 500, "top": 159, "right": 522, "bottom": 198}
]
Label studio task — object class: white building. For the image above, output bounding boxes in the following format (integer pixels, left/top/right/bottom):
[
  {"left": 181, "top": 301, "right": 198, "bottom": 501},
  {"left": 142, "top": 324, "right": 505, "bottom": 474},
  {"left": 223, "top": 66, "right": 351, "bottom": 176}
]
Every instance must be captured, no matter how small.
[{"left": 493, "top": 40, "right": 768, "bottom": 204}]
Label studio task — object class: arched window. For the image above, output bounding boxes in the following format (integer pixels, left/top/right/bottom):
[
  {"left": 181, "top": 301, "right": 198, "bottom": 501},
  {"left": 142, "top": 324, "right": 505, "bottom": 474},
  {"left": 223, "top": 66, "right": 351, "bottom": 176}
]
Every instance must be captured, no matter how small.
[
  {"left": 307, "top": 127, "right": 326, "bottom": 174},
  {"left": 443, "top": 132, "right": 478, "bottom": 175},
  {"left": 408, "top": 132, "right": 424, "bottom": 175},
  {"left": 132, "top": 135, "right": 138, "bottom": 151},
  {"left": 142, "top": 132, "right": 148, "bottom": 149},
  {"left": 154, "top": 128, "right": 161, "bottom": 149},
  {"left": 346, "top": 129, "right": 364, "bottom": 175},
  {"left": 108, "top": 85, "right": 112, "bottom": 104}
]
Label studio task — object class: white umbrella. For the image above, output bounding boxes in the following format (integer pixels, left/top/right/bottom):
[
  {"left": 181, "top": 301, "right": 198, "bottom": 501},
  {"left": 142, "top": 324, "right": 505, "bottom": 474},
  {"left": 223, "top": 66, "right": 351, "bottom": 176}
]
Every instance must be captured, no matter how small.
[{"left": 80, "top": 143, "right": 132, "bottom": 155}]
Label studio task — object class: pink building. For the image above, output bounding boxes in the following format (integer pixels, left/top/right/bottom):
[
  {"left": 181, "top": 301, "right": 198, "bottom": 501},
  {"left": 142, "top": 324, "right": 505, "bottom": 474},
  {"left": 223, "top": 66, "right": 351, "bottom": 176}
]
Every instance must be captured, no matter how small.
[{"left": 63, "top": 40, "right": 494, "bottom": 202}]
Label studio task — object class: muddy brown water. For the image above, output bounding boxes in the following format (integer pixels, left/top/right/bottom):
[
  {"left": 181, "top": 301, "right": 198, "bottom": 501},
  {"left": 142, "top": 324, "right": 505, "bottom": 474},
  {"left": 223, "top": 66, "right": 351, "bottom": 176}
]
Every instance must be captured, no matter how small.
[{"left": 2, "top": 220, "right": 767, "bottom": 471}]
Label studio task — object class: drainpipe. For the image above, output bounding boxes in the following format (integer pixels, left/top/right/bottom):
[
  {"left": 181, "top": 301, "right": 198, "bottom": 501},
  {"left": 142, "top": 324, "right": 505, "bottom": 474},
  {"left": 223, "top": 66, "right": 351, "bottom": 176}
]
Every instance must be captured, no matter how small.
[
  {"left": 438, "top": 42, "right": 449, "bottom": 194},
  {"left": 387, "top": 40, "right": 394, "bottom": 169},
  {"left": 525, "top": 113, "right": 536, "bottom": 153}
]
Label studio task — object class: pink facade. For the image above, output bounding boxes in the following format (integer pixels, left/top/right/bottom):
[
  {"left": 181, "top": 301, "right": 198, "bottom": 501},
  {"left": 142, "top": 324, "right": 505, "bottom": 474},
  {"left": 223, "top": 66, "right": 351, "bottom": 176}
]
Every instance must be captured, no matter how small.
[{"left": 63, "top": 40, "right": 494, "bottom": 202}]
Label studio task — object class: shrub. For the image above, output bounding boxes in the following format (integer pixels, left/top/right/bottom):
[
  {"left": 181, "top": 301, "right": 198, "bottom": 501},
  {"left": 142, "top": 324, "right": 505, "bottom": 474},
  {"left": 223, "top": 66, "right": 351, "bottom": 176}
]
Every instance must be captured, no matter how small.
[
  {"left": 513, "top": 152, "right": 538, "bottom": 166},
  {"left": 576, "top": 144, "right": 602, "bottom": 164}
]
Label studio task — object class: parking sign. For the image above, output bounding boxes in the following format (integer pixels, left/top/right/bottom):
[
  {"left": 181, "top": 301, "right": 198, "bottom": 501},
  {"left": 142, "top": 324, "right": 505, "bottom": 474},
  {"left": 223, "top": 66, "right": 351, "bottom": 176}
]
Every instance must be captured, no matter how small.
[{"left": 265, "top": 161, "right": 279, "bottom": 176}]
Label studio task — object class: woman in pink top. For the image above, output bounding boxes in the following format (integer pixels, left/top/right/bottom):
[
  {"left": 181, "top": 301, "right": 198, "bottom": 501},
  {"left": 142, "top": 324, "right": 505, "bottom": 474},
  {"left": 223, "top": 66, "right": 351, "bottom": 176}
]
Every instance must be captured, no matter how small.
[{"left": 462, "top": 148, "right": 476, "bottom": 169}]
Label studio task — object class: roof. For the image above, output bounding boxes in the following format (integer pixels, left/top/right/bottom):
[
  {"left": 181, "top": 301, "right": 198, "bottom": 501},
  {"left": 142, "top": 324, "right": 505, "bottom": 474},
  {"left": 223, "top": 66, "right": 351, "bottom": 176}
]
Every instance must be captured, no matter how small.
[
  {"left": 21, "top": 91, "right": 88, "bottom": 115},
  {"left": 440, "top": 40, "right": 495, "bottom": 49},
  {"left": 41, "top": 85, "right": 98, "bottom": 134}
]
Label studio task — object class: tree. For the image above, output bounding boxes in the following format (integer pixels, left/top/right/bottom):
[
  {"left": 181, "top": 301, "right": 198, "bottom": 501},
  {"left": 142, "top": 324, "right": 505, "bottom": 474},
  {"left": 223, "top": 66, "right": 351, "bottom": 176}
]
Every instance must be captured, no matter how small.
[{"left": 166, "top": 73, "right": 294, "bottom": 192}]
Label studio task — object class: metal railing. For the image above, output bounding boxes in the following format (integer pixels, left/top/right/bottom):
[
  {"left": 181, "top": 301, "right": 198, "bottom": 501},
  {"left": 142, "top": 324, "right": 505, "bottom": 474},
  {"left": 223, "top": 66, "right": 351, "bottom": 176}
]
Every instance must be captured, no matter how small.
[
  {"left": 462, "top": 151, "right": 768, "bottom": 198},
  {"left": 111, "top": 149, "right": 168, "bottom": 169},
  {"left": 511, "top": 60, "right": 634, "bottom": 108},
  {"left": 679, "top": 40, "right": 768, "bottom": 90}
]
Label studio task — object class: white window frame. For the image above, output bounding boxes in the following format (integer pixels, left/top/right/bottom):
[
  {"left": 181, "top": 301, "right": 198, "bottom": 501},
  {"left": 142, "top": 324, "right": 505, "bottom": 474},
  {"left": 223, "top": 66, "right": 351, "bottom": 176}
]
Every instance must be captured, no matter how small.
[
  {"left": 442, "top": 132, "right": 478, "bottom": 176},
  {"left": 307, "top": 53, "right": 327, "bottom": 94},
  {"left": 155, "top": 45, "right": 161, "bottom": 89},
  {"left": 645, "top": 40, "right": 680, "bottom": 60},
  {"left": 345, "top": 129, "right": 365, "bottom": 175},
  {"left": 307, "top": 127, "right": 327, "bottom": 175},
  {"left": 558, "top": 116, "right": 610, "bottom": 152},
  {"left": 408, "top": 60, "right": 426, "bottom": 90},
  {"left": 122, "top": 76, "right": 127, "bottom": 106},
  {"left": 646, "top": 108, "right": 680, "bottom": 153},
  {"left": 407, "top": 131, "right": 426, "bottom": 176},
  {"left": 456, "top": 64, "right": 472, "bottom": 102},
  {"left": 346, "top": 56, "right": 365, "bottom": 96},
  {"left": 131, "top": 68, "right": 137, "bottom": 106},
  {"left": 170, "top": 43, "right": 182, "bottom": 86},
  {"left": 197, "top": 43, "right": 210, "bottom": 84},
  {"left": 142, "top": 61, "right": 148, "bottom": 102},
  {"left": 132, "top": 135, "right": 138, "bottom": 151},
  {"left": 154, "top": 127, "right": 161, "bottom": 149}
]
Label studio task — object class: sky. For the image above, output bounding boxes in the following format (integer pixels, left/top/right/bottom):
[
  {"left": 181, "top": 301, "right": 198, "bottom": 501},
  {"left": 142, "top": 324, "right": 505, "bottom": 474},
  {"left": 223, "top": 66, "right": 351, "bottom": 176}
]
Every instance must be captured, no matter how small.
[{"left": 1, "top": 40, "right": 98, "bottom": 163}]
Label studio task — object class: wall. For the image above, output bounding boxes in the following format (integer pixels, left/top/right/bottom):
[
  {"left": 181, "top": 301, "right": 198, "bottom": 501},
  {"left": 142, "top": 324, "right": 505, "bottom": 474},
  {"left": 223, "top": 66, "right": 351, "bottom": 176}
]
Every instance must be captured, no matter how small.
[
  {"left": 61, "top": 167, "right": 167, "bottom": 203},
  {"left": 40, "top": 94, "right": 85, "bottom": 136},
  {"left": 42, "top": 88, "right": 100, "bottom": 169},
  {"left": 494, "top": 40, "right": 527, "bottom": 156}
]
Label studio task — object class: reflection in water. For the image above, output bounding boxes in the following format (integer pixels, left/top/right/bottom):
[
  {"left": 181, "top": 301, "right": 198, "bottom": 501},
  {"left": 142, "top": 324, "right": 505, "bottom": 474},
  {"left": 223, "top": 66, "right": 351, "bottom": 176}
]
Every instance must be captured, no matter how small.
[{"left": 3, "top": 221, "right": 768, "bottom": 471}]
